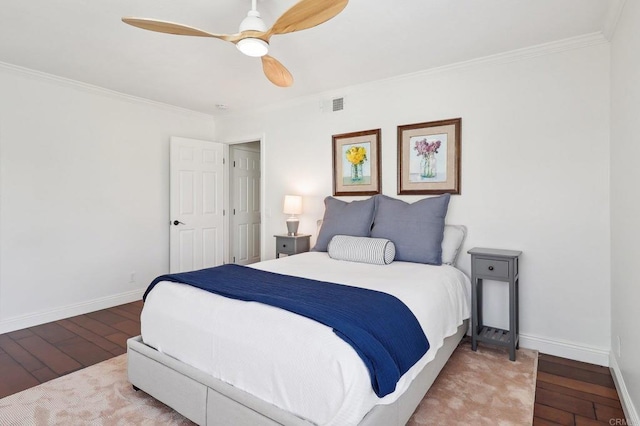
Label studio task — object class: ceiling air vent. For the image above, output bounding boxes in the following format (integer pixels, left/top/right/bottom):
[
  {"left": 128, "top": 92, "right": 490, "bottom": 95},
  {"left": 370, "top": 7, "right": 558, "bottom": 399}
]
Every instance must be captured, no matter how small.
[{"left": 332, "top": 97, "right": 344, "bottom": 112}]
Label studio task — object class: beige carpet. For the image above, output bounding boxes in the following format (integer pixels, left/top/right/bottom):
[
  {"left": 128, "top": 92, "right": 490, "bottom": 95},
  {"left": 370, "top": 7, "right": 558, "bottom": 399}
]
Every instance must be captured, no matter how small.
[
  {"left": 0, "top": 342, "right": 537, "bottom": 425},
  {"left": 408, "top": 343, "right": 538, "bottom": 425}
]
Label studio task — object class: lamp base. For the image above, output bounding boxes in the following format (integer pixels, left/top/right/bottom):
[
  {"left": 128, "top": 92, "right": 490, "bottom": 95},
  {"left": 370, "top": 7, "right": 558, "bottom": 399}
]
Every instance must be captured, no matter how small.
[{"left": 286, "top": 218, "right": 299, "bottom": 236}]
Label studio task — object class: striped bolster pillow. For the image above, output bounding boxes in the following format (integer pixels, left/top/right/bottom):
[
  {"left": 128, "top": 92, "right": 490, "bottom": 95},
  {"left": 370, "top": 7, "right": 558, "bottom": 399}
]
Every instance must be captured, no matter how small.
[{"left": 327, "top": 235, "right": 396, "bottom": 265}]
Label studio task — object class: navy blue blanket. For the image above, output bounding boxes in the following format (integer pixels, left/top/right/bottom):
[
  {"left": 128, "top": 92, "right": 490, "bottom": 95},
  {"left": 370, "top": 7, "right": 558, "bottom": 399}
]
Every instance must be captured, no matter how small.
[{"left": 144, "top": 264, "right": 429, "bottom": 397}]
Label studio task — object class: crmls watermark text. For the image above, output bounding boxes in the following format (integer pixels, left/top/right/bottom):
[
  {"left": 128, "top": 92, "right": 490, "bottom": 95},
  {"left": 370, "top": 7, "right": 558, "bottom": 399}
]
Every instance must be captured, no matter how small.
[{"left": 609, "top": 419, "right": 631, "bottom": 426}]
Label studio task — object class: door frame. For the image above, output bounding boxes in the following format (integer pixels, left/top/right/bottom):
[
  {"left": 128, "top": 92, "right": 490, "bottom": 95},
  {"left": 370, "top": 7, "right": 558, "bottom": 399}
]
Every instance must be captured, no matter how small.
[{"left": 224, "top": 135, "right": 266, "bottom": 265}]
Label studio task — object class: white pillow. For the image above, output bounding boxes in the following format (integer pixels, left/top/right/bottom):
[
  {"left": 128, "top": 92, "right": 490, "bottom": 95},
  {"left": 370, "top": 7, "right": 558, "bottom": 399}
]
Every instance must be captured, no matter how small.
[
  {"left": 441, "top": 225, "right": 467, "bottom": 265},
  {"left": 328, "top": 235, "right": 396, "bottom": 265}
]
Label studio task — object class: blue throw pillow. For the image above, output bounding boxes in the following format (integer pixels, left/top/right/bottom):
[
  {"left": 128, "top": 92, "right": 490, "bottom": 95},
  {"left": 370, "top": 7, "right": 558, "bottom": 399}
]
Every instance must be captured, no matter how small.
[
  {"left": 313, "top": 196, "right": 376, "bottom": 252},
  {"left": 370, "top": 194, "right": 451, "bottom": 265}
]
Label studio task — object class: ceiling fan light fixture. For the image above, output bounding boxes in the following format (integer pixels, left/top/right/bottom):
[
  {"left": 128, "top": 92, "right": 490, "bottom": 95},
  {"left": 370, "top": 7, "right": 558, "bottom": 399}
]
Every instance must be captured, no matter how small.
[{"left": 237, "top": 38, "right": 269, "bottom": 57}]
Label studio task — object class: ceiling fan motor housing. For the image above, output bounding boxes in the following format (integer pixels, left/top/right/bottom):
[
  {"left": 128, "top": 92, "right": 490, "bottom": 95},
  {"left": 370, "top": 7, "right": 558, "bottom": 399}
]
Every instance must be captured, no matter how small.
[{"left": 239, "top": 10, "right": 267, "bottom": 32}]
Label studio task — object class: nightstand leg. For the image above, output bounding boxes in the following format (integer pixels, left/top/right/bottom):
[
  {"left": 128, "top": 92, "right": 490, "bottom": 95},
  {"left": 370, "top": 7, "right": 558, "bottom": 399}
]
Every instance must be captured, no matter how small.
[
  {"left": 509, "top": 278, "right": 516, "bottom": 361},
  {"left": 471, "top": 278, "right": 480, "bottom": 351},
  {"left": 477, "top": 279, "right": 483, "bottom": 331},
  {"left": 515, "top": 277, "right": 520, "bottom": 349}
]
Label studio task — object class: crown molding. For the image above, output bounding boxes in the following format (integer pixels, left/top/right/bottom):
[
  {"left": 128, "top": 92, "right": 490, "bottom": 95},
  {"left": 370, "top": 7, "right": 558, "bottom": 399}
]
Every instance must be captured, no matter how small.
[
  {"left": 220, "top": 32, "right": 610, "bottom": 119},
  {"left": 384, "top": 32, "right": 608, "bottom": 85},
  {"left": 0, "top": 30, "right": 607, "bottom": 123},
  {"left": 603, "top": 0, "right": 627, "bottom": 41},
  {"left": 0, "top": 61, "right": 213, "bottom": 121}
]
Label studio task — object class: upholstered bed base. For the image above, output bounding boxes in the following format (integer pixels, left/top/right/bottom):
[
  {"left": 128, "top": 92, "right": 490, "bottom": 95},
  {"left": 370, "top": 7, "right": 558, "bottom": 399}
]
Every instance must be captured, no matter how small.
[{"left": 127, "top": 319, "right": 468, "bottom": 426}]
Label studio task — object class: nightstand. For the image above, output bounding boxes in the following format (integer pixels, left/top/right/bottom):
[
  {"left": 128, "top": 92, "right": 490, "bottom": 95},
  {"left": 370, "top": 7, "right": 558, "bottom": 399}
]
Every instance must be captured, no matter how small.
[
  {"left": 468, "top": 247, "right": 522, "bottom": 361},
  {"left": 274, "top": 234, "right": 311, "bottom": 258}
]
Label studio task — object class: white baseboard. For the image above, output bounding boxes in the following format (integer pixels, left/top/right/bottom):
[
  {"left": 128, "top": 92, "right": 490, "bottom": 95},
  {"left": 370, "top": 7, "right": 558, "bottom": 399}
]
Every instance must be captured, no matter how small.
[
  {"left": 610, "top": 353, "right": 640, "bottom": 426},
  {"left": 0, "top": 288, "right": 146, "bottom": 334},
  {"left": 519, "top": 333, "right": 610, "bottom": 366}
]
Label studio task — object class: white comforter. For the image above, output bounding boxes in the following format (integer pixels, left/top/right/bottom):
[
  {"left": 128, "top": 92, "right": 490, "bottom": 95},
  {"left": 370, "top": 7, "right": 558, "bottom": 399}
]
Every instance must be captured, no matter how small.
[{"left": 141, "top": 252, "right": 471, "bottom": 425}]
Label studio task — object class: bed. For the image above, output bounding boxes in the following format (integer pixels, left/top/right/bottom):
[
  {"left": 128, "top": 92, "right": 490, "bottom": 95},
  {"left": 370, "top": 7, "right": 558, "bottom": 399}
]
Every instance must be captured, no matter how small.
[{"left": 127, "top": 194, "right": 471, "bottom": 426}]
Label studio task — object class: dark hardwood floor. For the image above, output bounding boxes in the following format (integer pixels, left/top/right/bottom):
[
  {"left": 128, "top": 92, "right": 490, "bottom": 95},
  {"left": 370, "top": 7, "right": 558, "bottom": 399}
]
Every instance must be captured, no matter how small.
[
  {"left": 0, "top": 301, "right": 628, "bottom": 425},
  {"left": 0, "top": 300, "right": 143, "bottom": 399},
  {"left": 534, "top": 353, "right": 627, "bottom": 425}
]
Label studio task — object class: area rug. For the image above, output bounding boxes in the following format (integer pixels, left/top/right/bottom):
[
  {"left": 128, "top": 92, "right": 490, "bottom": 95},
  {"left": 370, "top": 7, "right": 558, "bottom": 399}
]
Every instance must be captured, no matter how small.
[
  {"left": 0, "top": 342, "right": 537, "bottom": 425},
  {"left": 408, "top": 342, "right": 538, "bottom": 425}
]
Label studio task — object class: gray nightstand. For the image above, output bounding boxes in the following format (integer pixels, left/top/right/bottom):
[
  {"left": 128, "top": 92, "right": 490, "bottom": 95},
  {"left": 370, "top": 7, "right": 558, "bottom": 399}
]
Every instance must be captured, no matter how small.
[
  {"left": 468, "top": 247, "right": 522, "bottom": 361},
  {"left": 274, "top": 234, "right": 311, "bottom": 258}
]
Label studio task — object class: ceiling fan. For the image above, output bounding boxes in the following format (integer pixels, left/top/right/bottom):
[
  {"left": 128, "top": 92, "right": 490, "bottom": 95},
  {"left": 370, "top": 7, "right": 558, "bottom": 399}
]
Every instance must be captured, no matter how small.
[{"left": 122, "top": 0, "right": 349, "bottom": 88}]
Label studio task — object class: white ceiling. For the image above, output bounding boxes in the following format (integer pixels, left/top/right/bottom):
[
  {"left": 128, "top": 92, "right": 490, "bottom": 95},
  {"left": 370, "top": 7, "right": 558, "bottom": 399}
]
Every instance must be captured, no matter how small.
[{"left": 0, "top": 0, "right": 615, "bottom": 115}]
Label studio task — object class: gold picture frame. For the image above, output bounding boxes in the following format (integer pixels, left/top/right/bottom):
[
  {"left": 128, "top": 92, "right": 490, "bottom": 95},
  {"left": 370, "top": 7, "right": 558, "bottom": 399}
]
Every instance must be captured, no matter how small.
[
  {"left": 332, "top": 129, "right": 382, "bottom": 196},
  {"left": 398, "top": 118, "right": 461, "bottom": 195}
]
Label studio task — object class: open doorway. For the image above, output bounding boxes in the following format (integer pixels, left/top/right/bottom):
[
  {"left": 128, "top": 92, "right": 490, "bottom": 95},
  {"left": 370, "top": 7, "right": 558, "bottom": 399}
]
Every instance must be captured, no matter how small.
[{"left": 228, "top": 141, "right": 261, "bottom": 265}]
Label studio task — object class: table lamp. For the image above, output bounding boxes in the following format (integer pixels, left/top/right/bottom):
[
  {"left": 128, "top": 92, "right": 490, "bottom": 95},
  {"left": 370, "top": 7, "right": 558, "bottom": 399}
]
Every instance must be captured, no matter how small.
[{"left": 283, "top": 195, "right": 302, "bottom": 236}]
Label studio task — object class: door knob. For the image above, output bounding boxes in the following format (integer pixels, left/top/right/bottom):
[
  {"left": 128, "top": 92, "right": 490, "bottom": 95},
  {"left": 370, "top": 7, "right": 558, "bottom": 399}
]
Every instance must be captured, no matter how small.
[{"left": 173, "top": 220, "right": 185, "bottom": 226}]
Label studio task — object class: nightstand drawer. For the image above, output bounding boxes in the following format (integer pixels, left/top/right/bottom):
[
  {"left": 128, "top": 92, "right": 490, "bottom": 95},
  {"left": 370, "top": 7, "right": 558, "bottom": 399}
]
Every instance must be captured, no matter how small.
[
  {"left": 277, "top": 240, "right": 296, "bottom": 255},
  {"left": 473, "top": 258, "right": 509, "bottom": 279}
]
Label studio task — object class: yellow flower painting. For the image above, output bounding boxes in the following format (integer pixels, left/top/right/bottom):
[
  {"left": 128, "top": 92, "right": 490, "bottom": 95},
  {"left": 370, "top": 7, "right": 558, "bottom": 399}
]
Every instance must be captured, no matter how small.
[
  {"left": 342, "top": 143, "right": 371, "bottom": 185},
  {"left": 332, "top": 128, "right": 381, "bottom": 196},
  {"left": 346, "top": 146, "right": 367, "bottom": 165}
]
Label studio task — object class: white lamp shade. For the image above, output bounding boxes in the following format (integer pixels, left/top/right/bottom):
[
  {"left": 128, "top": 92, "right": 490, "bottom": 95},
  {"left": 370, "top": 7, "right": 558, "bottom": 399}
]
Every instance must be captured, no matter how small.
[{"left": 283, "top": 195, "right": 302, "bottom": 215}]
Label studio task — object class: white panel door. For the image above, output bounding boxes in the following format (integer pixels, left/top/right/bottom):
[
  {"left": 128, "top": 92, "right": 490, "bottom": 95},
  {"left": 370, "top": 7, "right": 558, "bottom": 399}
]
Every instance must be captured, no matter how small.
[
  {"left": 170, "top": 137, "right": 224, "bottom": 273},
  {"left": 230, "top": 146, "right": 261, "bottom": 265}
]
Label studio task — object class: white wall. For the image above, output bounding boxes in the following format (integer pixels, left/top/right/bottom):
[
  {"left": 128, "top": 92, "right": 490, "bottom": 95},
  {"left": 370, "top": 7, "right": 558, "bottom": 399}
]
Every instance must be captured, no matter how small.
[
  {"left": 610, "top": 0, "right": 640, "bottom": 421},
  {"left": 216, "top": 37, "right": 612, "bottom": 364},
  {"left": 0, "top": 64, "right": 215, "bottom": 332}
]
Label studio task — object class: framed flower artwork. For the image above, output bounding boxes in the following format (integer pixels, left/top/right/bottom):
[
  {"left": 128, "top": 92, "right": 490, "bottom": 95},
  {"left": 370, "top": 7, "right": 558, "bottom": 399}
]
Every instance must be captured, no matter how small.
[
  {"left": 397, "top": 118, "right": 461, "bottom": 195},
  {"left": 332, "top": 129, "right": 382, "bottom": 196}
]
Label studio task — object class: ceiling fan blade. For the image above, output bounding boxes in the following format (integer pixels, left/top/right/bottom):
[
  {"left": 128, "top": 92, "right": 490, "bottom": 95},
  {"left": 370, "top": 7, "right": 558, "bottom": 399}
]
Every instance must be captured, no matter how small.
[
  {"left": 122, "top": 17, "right": 237, "bottom": 41},
  {"left": 261, "top": 55, "right": 294, "bottom": 87},
  {"left": 266, "top": 0, "right": 348, "bottom": 37}
]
